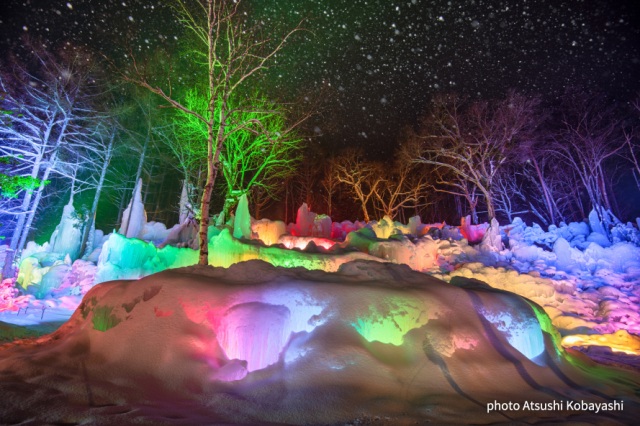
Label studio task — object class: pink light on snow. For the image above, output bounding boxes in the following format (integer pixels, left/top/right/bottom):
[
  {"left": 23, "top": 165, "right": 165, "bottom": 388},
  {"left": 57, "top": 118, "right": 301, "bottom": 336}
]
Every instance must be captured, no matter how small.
[
  {"left": 180, "top": 288, "right": 323, "bottom": 377},
  {"left": 1, "top": 279, "right": 31, "bottom": 312},
  {"left": 209, "top": 291, "right": 323, "bottom": 373},
  {"left": 279, "top": 236, "right": 336, "bottom": 250},
  {"left": 214, "top": 302, "right": 291, "bottom": 372}
]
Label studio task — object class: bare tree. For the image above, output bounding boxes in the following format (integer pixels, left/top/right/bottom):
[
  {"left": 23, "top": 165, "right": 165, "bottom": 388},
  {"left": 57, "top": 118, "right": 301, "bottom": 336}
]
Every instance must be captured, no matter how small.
[
  {"left": 282, "top": 164, "right": 312, "bottom": 223},
  {"left": 492, "top": 164, "right": 555, "bottom": 224},
  {"left": 414, "top": 91, "right": 540, "bottom": 223},
  {"left": 0, "top": 43, "right": 99, "bottom": 252},
  {"left": 333, "top": 149, "right": 385, "bottom": 222},
  {"left": 321, "top": 158, "right": 340, "bottom": 218},
  {"left": 626, "top": 98, "right": 640, "bottom": 192},
  {"left": 154, "top": 119, "right": 204, "bottom": 218},
  {"left": 114, "top": 95, "right": 164, "bottom": 236},
  {"left": 122, "top": 0, "right": 303, "bottom": 265},
  {"left": 511, "top": 129, "right": 563, "bottom": 225},
  {"left": 552, "top": 91, "right": 627, "bottom": 225},
  {"left": 371, "top": 140, "right": 431, "bottom": 220},
  {"left": 172, "top": 90, "right": 303, "bottom": 221},
  {"left": 76, "top": 124, "right": 117, "bottom": 256}
]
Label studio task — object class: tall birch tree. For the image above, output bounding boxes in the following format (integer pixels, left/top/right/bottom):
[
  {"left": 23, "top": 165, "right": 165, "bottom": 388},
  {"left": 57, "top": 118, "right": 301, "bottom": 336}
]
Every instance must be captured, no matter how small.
[{"left": 124, "top": 0, "right": 303, "bottom": 265}]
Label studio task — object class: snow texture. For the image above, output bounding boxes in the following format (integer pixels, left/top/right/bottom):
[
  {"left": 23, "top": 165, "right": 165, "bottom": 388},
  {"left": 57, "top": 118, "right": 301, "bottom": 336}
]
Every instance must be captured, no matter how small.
[{"left": 0, "top": 260, "right": 637, "bottom": 425}]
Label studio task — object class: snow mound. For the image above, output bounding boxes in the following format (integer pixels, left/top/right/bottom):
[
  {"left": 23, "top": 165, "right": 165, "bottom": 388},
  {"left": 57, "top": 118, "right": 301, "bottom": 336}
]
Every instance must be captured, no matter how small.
[{"left": 0, "top": 260, "right": 637, "bottom": 424}]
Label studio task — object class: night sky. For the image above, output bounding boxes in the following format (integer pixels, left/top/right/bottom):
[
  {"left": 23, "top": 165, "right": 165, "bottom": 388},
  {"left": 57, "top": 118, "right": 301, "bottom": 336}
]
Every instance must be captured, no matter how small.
[{"left": 1, "top": 0, "right": 639, "bottom": 153}]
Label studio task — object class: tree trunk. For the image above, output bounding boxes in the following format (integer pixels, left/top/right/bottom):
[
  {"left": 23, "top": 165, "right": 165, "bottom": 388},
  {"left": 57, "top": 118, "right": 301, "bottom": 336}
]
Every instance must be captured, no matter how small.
[
  {"left": 16, "top": 154, "right": 57, "bottom": 252},
  {"left": 152, "top": 169, "right": 166, "bottom": 221},
  {"left": 528, "top": 202, "right": 550, "bottom": 226},
  {"left": 470, "top": 203, "right": 478, "bottom": 225},
  {"left": 198, "top": 102, "right": 226, "bottom": 265},
  {"left": 464, "top": 196, "right": 478, "bottom": 225},
  {"left": 18, "top": 115, "right": 72, "bottom": 249},
  {"left": 9, "top": 156, "right": 42, "bottom": 251},
  {"left": 597, "top": 171, "right": 613, "bottom": 213},
  {"left": 284, "top": 181, "right": 289, "bottom": 224},
  {"left": 1, "top": 249, "right": 15, "bottom": 279},
  {"left": 531, "top": 157, "right": 556, "bottom": 224},
  {"left": 221, "top": 196, "right": 235, "bottom": 225},
  {"left": 123, "top": 135, "right": 148, "bottom": 237},
  {"left": 254, "top": 197, "right": 262, "bottom": 220},
  {"left": 454, "top": 196, "right": 462, "bottom": 222},
  {"left": 7, "top": 103, "right": 61, "bottom": 251},
  {"left": 361, "top": 204, "right": 370, "bottom": 222},
  {"left": 198, "top": 0, "right": 217, "bottom": 266},
  {"left": 198, "top": 145, "right": 215, "bottom": 265},
  {"left": 80, "top": 133, "right": 114, "bottom": 257},
  {"left": 143, "top": 160, "right": 154, "bottom": 205},
  {"left": 482, "top": 187, "right": 495, "bottom": 223},
  {"left": 116, "top": 187, "right": 128, "bottom": 226}
]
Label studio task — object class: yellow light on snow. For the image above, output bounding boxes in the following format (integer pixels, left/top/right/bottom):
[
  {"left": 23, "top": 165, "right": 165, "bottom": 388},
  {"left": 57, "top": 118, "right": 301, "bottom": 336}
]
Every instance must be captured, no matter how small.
[{"left": 561, "top": 330, "right": 640, "bottom": 355}]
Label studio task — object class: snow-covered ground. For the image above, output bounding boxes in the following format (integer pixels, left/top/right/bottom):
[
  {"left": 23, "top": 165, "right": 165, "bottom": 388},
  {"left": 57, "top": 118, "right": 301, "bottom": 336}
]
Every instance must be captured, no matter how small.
[
  {"left": 1, "top": 202, "right": 639, "bottom": 423},
  {"left": 0, "top": 260, "right": 638, "bottom": 425}
]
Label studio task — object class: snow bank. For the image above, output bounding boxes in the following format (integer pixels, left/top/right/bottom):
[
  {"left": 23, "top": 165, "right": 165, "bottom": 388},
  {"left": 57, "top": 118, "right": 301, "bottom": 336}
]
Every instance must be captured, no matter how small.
[
  {"left": 0, "top": 260, "right": 637, "bottom": 425},
  {"left": 89, "top": 212, "right": 640, "bottom": 347},
  {"left": 9, "top": 202, "right": 640, "bottom": 364}
]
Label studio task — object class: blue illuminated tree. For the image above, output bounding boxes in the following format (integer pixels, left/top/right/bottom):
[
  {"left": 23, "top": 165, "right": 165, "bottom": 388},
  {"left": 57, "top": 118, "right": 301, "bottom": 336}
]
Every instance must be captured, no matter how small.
[{"left": 0, "top": 42, "right": 104, "bottom": 251}]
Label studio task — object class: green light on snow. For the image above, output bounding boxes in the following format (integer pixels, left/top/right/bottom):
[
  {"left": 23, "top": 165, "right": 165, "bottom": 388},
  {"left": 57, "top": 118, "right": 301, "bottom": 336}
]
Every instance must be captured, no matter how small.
[
  {"left": 526, "top": 300, "right": 562, "bottom": 356},
  {"left": 352, "top": 298, "right": 427, "bottom": 346}
]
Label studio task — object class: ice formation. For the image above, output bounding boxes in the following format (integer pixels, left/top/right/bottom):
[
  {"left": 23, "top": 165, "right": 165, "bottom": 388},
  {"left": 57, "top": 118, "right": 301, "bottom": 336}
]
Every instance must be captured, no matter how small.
[
  {"left": 562, "top": 329, "right": 640, "bottom": 356},
  {"left": 71, "top": 206, "right": 640, "bottom": 354},
  {"left": 232, "top": 193, "right": 253, "bottom": 239},
  {"left": 288, "top": 202, "right": 315, "bottom": 236},
  {"left": 178, "top": 179, "right": 192, "bottom": 225},
  {"left": 48, "top": 202, "right": 83, "bottom": 261},
  {"left": 480, "top": 217, "right": 504, "bottom": 253},
  {"left": 0, "top": 245, "right": 15, "bottom": 279},
  {"left": 96, "top": 232, "right": 197, "bottom": 282},
  {"left": 460, "top": 214, "right": 487, "bottom": 243},
  {"left": 158, "top": 220, "right": 199, "bottom": 249},
  {"left": 118, "top": 179, "right": 147, "bottom": 239},
  {"left": 251, "top": 218, "right": 287, "bottom": 245}
]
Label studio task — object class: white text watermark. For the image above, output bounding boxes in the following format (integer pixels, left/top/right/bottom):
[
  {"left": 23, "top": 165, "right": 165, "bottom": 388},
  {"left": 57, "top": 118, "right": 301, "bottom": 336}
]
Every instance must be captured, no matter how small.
[{"left": 486, "top": 400, "right": 624, "bottom": 414}]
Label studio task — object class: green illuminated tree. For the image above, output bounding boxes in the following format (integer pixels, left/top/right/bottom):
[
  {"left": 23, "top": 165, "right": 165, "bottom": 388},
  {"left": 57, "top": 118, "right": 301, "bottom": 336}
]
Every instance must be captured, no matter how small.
[
  {"left": 0, "top": 157, "right": 43, "bottom": 199},
  {"left": 157, "top": 89, "right": 302, "bottom": 222},
  {"left": 125, "top": 0, "right": 303, "bottom": 265},
  {"left": 175, "top": 90, "right": 302, "bottom": 220}
]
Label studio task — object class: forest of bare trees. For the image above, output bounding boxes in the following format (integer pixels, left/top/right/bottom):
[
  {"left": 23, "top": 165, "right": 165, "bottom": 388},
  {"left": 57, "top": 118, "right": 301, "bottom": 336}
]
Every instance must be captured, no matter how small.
[
  {"left": 282, "top": 90, "right": 640, "bottom": 229},
  {"left": 2, "top": 29, "right": 640, "bottom": 257}
]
